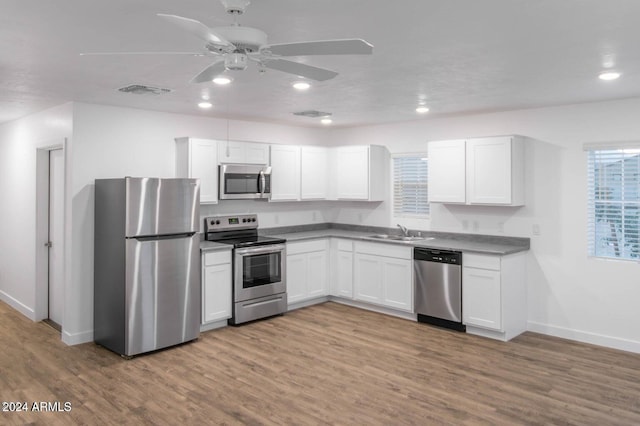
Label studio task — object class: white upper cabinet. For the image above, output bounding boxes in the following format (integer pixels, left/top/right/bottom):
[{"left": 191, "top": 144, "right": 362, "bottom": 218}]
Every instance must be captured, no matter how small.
[
  {"left": 270, "top": 144, "right": 301, "bottom": 201},
  {"left": 217, "top": 140, "right": 269, "bottom": 165},
  {"left": 427, "top": 139, "right": 466, "bottom": 203},
  {"left": 428, "top": 136, "right": 525, "bottom": 206},
  {"left": 300, "top": 146, "right": 328, "bottom": 200},
  {"left": 334, "top": 145, "right": 389, "bottom": 201},
  {"left": 175, "top": 137, "right": 218, "bottom": 204},
  {"left": 466, "top": 136, "right": 524, "bottom": 205}
]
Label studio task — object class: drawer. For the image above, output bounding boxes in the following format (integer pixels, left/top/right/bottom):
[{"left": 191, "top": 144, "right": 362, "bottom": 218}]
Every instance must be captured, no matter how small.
[
  {"left": 334, "top": 238, "right": 353, "bottom": 252},
  {"left": 463, "top": 253, "right": 500, "bottom": 271},
  {"left": 354, "top": 241, "right": 412, "bottom": 259},
  {"left": 287, "top": 239, "right": 328, "bottom": 255},
  {"left": 203, "top": 250, "right": 232, "bottom": 266}
]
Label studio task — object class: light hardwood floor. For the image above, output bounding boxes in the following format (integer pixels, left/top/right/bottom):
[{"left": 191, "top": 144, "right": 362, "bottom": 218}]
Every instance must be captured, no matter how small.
[{"left": 1, "top": 300, "right": 639, "bottom": 425}]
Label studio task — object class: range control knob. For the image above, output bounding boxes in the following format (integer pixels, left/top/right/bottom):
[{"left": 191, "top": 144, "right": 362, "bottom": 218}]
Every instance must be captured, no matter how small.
[
  {"left": 215, "top": 220, "right": 220, "bottom": 225},
  {"left": 252, "top": 218, "right": 256, "bottom": 222},
  {"left": 242, "top": 218, "right": 247, "bottom": 223}
]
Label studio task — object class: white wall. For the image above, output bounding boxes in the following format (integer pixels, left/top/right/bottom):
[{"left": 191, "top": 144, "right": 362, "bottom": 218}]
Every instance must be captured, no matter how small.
[
  {"left": 330, "top": 98, "right": 640, "bottom": 353},
  {"left": 66, "top": 103, "right": 330, "bottom": 344},
  {"left": 0, "top": 103, "right": 73, "bottom": 319}
]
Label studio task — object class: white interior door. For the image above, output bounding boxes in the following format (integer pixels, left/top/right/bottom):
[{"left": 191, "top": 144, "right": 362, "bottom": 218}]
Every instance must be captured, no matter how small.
[{"left": 48, "top": 148, "right": 64, "bottom": 326}]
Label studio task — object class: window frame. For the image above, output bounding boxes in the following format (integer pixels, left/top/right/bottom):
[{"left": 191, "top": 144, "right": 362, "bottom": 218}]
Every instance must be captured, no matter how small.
[
  {"left": 586, "top": 146, "right": 640, "bottom": 261},
  {"left": 391, "top": 153, "right": 430, "bottom": 219}
]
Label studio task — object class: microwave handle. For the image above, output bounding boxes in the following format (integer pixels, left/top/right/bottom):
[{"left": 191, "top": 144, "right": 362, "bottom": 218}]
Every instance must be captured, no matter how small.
[{"left": 258, "top": 170, "right": 266, "bottom": 197}]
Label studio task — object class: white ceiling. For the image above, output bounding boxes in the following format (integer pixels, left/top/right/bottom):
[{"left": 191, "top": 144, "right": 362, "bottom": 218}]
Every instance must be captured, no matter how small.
[{"left": 3, "top": 0, "right": 640, "bottom": 128}]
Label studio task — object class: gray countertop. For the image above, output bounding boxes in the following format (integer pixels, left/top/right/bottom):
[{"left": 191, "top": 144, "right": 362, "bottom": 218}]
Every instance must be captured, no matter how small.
[
  {"left": 263, "top": 229, "right": 529, "bottom": 255},
  {"left": 200, "top": 241, "right": 233, "bottom": 252}
]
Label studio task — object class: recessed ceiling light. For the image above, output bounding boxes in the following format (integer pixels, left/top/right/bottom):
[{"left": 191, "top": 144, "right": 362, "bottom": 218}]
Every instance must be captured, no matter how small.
[
  {"left": 599, "top": 71, "right": 621, "bottom": 81},
  {"left": 416, "top": 106, "right": 430, "bottom": 114},
  {"left": 198, "top": 101, "right": 213, "bottom": 109},
  {"left": 292, "top": 81, "right": 311, "bottom": 90},
  {"left": 212, "top": 76, "right": 232, "bottom": 85},
  {"left": 321, "top": 118, "right": 332, "bottom": 125}
]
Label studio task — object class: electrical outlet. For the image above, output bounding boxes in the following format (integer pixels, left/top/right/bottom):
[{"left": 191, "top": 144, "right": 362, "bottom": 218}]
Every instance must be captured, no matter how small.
[
  {"left": 498, "top": 222, "right": 504, "bottom": 233},
  {"left": 274, "top": 215, "right": 279, "bottom": 225},
  {"left": 462, "top": 220, "right": 469, "bottom": 230},
  {"left": 312, "top": 211, "right": 317, "bottom": 222},
  {"left": 358, "top": 213, "right": 363, "bottom": 223},
  {"left": 472, "top": 221, "right": 479, "bottom": 232},
  {"left": 532, "top": 224, "right": 540, "bottom": 236}
]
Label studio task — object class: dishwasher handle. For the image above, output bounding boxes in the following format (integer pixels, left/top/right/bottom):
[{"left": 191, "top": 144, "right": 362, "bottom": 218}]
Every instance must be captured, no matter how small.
[{"left": 414, "top": 247, "right": 461, "bottom": 264}]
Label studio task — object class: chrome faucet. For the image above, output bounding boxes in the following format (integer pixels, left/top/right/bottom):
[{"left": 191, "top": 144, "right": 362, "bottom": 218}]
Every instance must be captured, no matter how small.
[{"left": 397, "top": 224, "right": 409, "bottom": 237}]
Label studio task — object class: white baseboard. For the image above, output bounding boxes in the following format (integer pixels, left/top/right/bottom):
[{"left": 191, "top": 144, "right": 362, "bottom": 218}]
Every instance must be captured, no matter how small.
[
  {"left": 329, "top": 297, "right": 417, "bottom": 322},
  {"left": 527, "top": 321, "right": 640, "bottom": 354},
  {"left": 61, "top": 328, "right": 93, "bottom": 346},
  {"left": 0, "top": 290, "right": 36, "bottom": 321},
  {"left": 200, "top": 319, "right": 229, "bottom": 332},
  {"left": 288, "top": 296, "right": 329, "bottom": 311}
]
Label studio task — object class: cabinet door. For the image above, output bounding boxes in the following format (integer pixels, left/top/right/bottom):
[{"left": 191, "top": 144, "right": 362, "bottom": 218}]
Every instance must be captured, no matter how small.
[
  {"left": 202, "top": 263, "right": 232, "bottom": 323},
  {"left": 462, "top": 267, "right": 502, "bottom": 330},
  {"left": 336, "top": 146, "right": 369, "bottom": 200},
  {"left": 217, "top": 140, "right": 246, "bottom": 164},
  {"left": 286, "top": 253, "right": 307, "bottom": 304},
  {"left": 381, "top": 258, "right": 412, "bottom": 312},
  {"left": 335, "top": 250, "right": 353, "bottom": 298},
  {"left": 466, "top": 137, "right": 512, "bottom": 205},
  {"left": 427, "top": 140, "right": 466, "bottom": 203},
  {"left": 245, "top": 142, "right": 270, "bottom": 165},
  {"left": 354, "top": 253, "right": 383, "bottom": 303},
  {"left": 306, "top": 250, "right": 328, "bottom": 298},
  {"left": 301, "top": 146, "right": 328, "bottom": 200},
  {"left": 190, "top": 139, "right": 218, "bottom": 204},
  {"left": 270, "top": 145, "right": 300, "bottom": 201}
]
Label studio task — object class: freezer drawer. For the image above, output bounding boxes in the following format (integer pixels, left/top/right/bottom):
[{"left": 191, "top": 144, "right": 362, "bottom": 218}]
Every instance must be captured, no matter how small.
[{"left": 125, "top": 233, "right": 200, "bottom": 355}]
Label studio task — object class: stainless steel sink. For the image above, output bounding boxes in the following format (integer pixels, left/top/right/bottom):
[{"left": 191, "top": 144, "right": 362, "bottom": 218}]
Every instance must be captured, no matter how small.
[{"left": 367, "top": 234, "right": 434, "bottom": 242}]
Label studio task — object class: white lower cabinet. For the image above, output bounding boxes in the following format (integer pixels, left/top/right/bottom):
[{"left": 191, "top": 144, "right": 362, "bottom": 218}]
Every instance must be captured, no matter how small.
[
  {"left": 286, "top": 240, "right": 328, "bottom": 305},
  {"left": 201, "top": 250, "right": 232, "bottom": 324},
  {"left": 330, "top": 239, "right": 354, "bottom": 298},
  {"left": 353, "top": 241, "right": 413, "bottom": 312},
  {"left": 462, "top": 252, "right": 526, "bottom": 341}
]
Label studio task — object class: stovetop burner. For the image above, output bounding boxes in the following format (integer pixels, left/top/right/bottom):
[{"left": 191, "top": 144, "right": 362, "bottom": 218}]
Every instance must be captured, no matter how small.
[{"left": 204, "top": 214, "right": 286, "bottom": 248}]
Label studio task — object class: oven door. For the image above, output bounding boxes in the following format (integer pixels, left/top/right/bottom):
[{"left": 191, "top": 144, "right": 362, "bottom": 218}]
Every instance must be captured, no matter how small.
[
  {"left": 219, "top": 164, "right": 271, "bottom": 200},
  {"left": 234, "top": 244, "right": 286, "bottom": 302}
]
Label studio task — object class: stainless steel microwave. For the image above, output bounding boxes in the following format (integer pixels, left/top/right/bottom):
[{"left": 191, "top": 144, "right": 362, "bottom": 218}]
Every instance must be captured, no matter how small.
[{"left": 219, "top": 164, "right": 272, "bottom": 200}]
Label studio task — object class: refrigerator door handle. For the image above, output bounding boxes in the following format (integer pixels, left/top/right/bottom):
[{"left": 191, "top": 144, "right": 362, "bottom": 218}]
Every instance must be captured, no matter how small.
[{"left": 133, "top": 232, "right": 196, "bottom": 242}]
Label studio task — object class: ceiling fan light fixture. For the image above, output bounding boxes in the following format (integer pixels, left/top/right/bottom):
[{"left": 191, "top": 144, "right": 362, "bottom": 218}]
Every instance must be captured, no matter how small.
[
  {"left": 321, "top": 118, "right": 333, "bottom": 125},
  {"left": 292, "top": 81, "right": 311, "bottom": 90},
  {"left": 599, "top": 70, "right": 621, "bottom": 81},
  {"left": 212, "top": 76, "right": 233, "bottom": 85},
  {"left": 198, "top": 101, "right": 213, "bottom": 109},
  {"left": 224, "top": 53, "right": 248, "bottom": 71}
]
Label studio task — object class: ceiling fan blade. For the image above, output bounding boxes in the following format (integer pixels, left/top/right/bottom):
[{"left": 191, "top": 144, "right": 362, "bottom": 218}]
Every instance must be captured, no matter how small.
[
  {"left": 264, "top": 59, "right": 338, "bottom": 81},
  {"left": 80, "top": 51, "right": 204, "bottom": 56},
  {"left": 190, "top": 60, "right": 227, "bottom": 84},
  {"left": 261, "top": 39, "right": 373, "bottom": 57},
  {"left": 157, "top": 13, "right": 235, "bottom": 51}
]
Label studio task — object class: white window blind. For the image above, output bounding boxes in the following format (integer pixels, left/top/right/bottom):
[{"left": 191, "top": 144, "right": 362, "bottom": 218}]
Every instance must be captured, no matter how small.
[
  {"left": 587, "top": 148, "right": 640, "bottom": 260},
  {"left": 393, "top": 155, "right": 429, "bottom": 217}
]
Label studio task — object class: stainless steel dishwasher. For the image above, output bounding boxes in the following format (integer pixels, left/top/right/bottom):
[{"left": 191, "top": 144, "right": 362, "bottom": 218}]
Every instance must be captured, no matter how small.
[{"left": 414, "top": 248, "right": 465, "bottom": 332}]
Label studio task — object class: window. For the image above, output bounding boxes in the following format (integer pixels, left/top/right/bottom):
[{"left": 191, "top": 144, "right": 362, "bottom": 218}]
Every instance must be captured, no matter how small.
[
  {"left": 587, "top": 148, "right": 640, "bottom": 260},
  {"left": 393, "top": 155, "right": 429, "bottom": 217}
]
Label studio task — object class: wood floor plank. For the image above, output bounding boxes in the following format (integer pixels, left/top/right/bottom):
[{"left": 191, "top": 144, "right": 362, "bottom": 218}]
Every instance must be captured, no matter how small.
[{"left": 1, "top": 300, "right": 639, "bottom": 425}]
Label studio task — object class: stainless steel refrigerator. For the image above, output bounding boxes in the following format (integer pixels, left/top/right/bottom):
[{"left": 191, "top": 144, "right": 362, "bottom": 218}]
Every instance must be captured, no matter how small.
[{"left": 94, "top": 177, "right": 200, "bottom": 357}]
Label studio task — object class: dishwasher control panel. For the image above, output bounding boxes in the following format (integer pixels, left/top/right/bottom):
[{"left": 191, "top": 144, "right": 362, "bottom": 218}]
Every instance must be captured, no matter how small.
[{"left": 414, "top": 248, "right": 461, "bottom": 264}]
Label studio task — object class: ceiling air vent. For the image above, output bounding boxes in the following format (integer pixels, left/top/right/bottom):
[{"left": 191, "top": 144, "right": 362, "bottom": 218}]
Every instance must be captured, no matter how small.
[
  {"left": 117, "top": 84, "right": 173, "bottom": 95},
  {"left": 293, "top": 110, "right": 332, "bottom": 118}
]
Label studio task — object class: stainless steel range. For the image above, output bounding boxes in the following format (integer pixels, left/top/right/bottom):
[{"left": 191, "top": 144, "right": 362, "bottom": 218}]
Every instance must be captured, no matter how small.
[{"left": 204, "top": 214, "right": 287, "bottom": 325}]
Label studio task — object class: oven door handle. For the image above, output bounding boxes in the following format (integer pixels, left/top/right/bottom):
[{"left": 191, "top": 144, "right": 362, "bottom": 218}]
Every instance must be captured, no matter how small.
[{"left": 235, "top": 244, "right": 286, "bottom": 256}]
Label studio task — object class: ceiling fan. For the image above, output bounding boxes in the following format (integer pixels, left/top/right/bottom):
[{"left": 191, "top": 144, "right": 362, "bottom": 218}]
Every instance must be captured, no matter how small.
[{"left": 84, "top": 0, "right": 373, "bottom": 83}]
